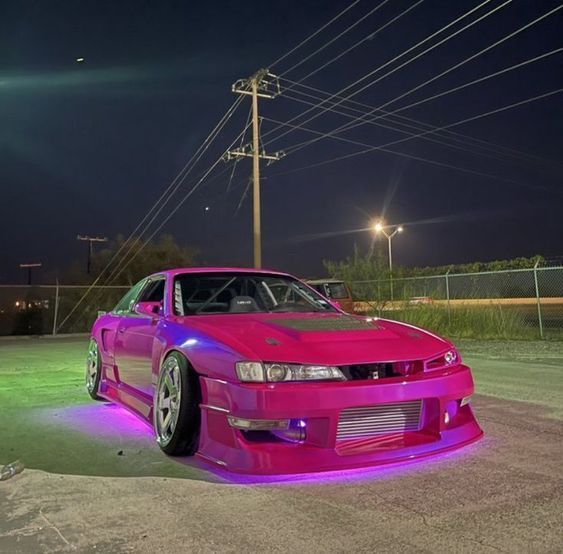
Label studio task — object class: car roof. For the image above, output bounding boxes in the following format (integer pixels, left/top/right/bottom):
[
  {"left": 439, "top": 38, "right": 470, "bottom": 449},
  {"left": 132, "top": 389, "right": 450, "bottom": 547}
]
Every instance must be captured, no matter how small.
[{"left": 147, "top": 267, "right": 294, "bottom": 280}]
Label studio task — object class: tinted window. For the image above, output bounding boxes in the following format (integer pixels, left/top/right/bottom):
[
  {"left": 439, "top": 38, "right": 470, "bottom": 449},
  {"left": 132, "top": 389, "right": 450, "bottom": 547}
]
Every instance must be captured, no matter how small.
[
  {"left": 113, "top": 280, "right": 146, "bottom": 314},
  {"left": 139, "top": 278, "right": 165, "bottom": 303}
]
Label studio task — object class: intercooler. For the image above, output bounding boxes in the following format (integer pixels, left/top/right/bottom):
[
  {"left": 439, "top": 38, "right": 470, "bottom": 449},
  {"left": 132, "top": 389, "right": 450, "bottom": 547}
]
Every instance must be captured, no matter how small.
[{"left": 337, "top": 400, "right": 423, "bottom": 440}]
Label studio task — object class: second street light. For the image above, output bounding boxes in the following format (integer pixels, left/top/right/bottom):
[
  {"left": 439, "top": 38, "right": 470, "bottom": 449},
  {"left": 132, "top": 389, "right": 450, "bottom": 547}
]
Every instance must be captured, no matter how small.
[{"left": 373, "top": 222, "right": 404, "bottom": 302}]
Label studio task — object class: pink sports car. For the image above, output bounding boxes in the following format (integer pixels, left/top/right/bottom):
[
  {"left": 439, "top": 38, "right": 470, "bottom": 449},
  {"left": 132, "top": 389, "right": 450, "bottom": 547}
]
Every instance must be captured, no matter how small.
[{"left": 86, "top": 268, "right": 483, "bottom": 474}]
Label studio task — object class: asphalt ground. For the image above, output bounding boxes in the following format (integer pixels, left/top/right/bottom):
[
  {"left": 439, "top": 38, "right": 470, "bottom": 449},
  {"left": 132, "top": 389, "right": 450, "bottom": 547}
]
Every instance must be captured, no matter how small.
[{"left": 0, "top": 337, "right": 562, "bottom": 553}]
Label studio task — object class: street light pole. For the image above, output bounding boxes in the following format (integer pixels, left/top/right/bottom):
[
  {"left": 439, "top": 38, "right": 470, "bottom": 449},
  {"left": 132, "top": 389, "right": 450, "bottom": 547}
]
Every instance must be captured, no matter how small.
[{"left": 373, "top": 222, "right": 403, "bottom": 301}]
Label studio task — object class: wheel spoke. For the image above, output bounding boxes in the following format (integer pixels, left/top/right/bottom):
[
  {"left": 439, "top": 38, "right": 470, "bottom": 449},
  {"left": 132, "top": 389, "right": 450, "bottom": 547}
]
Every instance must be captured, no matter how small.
[
  {"left": 164, "top": 373, "right": 174, "bottom": 393},
  {"left": 162, "top": 411, "right": 171, "bottom": 433}
]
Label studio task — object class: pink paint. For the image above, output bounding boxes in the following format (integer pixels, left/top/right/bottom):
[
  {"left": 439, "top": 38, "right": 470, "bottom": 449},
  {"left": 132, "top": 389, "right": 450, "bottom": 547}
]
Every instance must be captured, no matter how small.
[{"left": 91, "top": 267, "right": 483, "bottom": 474}]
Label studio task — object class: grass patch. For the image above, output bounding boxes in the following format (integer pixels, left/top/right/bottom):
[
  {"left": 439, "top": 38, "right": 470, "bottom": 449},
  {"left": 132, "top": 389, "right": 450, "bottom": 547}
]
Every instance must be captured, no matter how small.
[
  {"left": 459, "top": 339, "right": 563, "bottom": 419},
  {"left": 377, "top": 304, "right": 541, "bottom": 340},
  {"left": 0, "top": 337, "right": 213, "bottom": 479}
]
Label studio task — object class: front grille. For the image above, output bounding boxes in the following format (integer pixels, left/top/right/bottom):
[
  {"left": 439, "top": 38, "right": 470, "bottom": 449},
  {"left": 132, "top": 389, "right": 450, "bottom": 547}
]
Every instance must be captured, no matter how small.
[
  {"left": 340, "top": 361, "right": 423, "bottom": 381},
  {"left": 337, "top": 400, "right": 423, "bottom": 440}
]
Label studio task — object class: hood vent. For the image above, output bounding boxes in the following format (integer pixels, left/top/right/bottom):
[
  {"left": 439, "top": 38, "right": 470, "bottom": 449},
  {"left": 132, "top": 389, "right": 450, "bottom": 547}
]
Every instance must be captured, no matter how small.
[{"left": 270, "top": 316, "right": 380, "bottom": 332}]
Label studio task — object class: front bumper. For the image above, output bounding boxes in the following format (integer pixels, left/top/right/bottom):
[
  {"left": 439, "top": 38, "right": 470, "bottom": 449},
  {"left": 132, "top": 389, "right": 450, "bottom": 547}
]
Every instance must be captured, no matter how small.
[{"left": 197, "top": 364, "right": 483, "bottom": 474}]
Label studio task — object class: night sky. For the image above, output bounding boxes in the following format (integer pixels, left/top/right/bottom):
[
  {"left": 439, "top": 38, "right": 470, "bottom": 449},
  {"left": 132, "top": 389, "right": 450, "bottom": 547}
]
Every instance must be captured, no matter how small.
[{"left": 1, "top": 0, "right": 562, "bottom": 283}]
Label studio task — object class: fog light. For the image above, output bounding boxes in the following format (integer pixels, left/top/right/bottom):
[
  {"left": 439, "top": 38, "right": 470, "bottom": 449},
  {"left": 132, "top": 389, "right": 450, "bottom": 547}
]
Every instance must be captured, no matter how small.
[
  {"left": 227, "top": 417, "right": 289, "bottom": 430},
  {"left": 272, "top": 419, "right": 307, "bottom": 443},
  {"left": 444, "top": 399, "right": 459, "bottom": 426}
]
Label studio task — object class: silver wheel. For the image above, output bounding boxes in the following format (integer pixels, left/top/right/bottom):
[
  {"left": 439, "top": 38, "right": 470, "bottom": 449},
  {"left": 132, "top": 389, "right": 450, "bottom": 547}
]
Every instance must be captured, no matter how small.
[
  {"left": 86, "top": 339, "right": 99, "bottom": 394},
  {"left": 155, "top": 355, "right": 182, "bottom": 446}
]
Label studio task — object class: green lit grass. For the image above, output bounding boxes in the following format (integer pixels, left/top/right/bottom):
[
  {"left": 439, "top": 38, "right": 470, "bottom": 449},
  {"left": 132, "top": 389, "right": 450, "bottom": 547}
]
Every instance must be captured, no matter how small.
[
  {"left": 459, "top": 339, "right": 563, "bottom": 419},
  {"left": 379, "top": 305, "right": 540, "bottom": 340},
  {"left": 0, "top": 338, "right": 214, "bottom": 480}
]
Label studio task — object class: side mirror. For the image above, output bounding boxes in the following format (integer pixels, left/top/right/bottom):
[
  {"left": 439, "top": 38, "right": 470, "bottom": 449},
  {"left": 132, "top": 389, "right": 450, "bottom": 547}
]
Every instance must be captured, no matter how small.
[
  {"left": 332, "top": 300, "right": 342, "bottom": 310},
  {"left": 135, "top": 301, "right": 162, "bottom": 317}
]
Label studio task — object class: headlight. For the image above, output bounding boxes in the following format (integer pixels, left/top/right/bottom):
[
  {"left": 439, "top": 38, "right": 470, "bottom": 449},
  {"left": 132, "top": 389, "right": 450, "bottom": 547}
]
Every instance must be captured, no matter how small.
[
  {"left": 426, "top": 349, "right": 461, "bottom": 371},
  {"left": 236, "top": 361, "right": 345, "bottom": 382}
]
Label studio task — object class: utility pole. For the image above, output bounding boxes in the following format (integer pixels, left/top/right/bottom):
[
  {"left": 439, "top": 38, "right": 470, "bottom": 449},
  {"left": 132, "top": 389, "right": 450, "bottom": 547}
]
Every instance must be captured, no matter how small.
[
  {"left": 19, "top": 262, "right": 42, "bottom": 285},
  {"left": 76, "top": 235, "right": 108, "bottom": 274},
  {"left": 226, "top": 69, "right": 284, "bottom": 268}
]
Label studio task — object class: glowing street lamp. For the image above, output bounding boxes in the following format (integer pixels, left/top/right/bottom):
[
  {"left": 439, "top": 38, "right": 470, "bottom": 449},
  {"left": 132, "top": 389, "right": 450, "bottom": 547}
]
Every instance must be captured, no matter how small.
[{"left": 372, "top": 221, "right": 404, "bottom": 301}]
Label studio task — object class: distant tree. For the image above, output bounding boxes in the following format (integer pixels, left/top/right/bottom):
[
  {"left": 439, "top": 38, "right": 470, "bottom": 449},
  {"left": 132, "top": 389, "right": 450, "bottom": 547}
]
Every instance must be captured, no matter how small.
[
  {"left": 91, "top": 234, "right": 198, "bottom": 285},
  {"left": 56, "top": 234, "right": 198, "bottom": 333}
]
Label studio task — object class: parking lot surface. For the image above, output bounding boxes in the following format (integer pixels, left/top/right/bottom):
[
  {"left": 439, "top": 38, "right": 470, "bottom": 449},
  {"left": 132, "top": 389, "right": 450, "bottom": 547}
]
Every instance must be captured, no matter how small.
[{"left": 1, "top": 337, "right": 562, "bottom": 553}]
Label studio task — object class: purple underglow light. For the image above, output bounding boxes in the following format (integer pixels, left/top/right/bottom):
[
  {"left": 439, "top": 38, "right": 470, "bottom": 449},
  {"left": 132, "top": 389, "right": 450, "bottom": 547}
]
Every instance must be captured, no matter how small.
[
  {"left": 205, "top": 439, "right": 486, "bottom": 486},
  {"left": 37, "top": 403, "right": 154, "bottom": 439}
]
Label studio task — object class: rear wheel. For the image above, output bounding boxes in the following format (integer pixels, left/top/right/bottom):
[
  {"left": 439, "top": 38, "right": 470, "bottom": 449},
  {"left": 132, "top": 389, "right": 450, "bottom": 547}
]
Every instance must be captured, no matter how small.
[
  {"left": 154, "top": 352, "right": 201, "bottom": 456},
  {"left": 86, "top": 338, "right": 102, "bottom": 400}
]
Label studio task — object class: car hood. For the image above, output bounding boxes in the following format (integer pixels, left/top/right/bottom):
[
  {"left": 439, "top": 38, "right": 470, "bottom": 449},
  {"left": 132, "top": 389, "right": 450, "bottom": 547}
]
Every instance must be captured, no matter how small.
[{"left": 177, "top": 312, "right": 451, "bottom": 365}]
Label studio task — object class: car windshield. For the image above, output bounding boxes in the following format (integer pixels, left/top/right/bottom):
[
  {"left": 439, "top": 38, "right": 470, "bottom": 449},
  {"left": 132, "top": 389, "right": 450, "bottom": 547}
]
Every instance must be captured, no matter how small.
[
  {"left": 173, "top": 273, "right": 337, "bottom": 315},
  {"left": 325, "top": 282, "right": 349, "bottom": 299}
]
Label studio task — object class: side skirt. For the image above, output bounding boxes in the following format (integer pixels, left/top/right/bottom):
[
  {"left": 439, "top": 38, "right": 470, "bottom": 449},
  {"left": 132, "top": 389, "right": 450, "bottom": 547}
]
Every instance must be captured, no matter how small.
[{"left": 100, "top": 379, "right": 153, "bottom": 424}]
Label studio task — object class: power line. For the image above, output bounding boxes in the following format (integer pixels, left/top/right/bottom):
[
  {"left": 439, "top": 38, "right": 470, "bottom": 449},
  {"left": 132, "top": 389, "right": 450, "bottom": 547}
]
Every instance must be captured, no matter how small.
[
  {"left": 280, "top": 0, "right": 392, "bottom": 77},
  {"left": 261, "top": 0, "right": 505, "bottom": 146},
  {"left": 103, "top": 133, "right": 251, "bottom": 287},
  {"left": 278, "top": 90, "right": 529, "bottom": 166},
  {"left": 276, "top": 47, "right": 563, "bottom": 167},
  {"left": 268, "top": 0, "right": 362, "bottom": 70},
  {"left": 57, "top": 96, "right": 244, "bottom": 330},
  {"left": 282, "top": 88, "right": 563, "bottom": 160},
  {"left": 264, "top": 88, "right": 563, "bottom": 189},
  {"left": 282, "top": 77, "right": 555, "bottom": 168},
  {"left": 226, "top": 105, "right": 252, "bottom": 193},
  {"left": 262, "top": 116, "right": 537, "bottom": 189},
  {"left": 283, "top": 0, "right": 426, "bottom": 85},
  {"left": 290, "top": 3, "right": 563, "bottom": 151}
]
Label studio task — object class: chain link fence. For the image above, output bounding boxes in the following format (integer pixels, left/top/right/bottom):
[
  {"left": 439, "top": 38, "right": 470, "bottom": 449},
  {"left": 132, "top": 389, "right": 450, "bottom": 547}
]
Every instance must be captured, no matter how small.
[
  {"left": 350, "top": 263, "right": 563, "bottom": 340},
  {"left": 0, "top": 264, "right": 562, "bottom": 339},
  {"left": 0, "top": 284, "right": 129, "bottom": 336}
]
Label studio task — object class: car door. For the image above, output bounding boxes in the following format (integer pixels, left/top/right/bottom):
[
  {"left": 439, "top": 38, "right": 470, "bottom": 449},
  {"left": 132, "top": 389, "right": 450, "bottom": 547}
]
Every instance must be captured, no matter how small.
[{"left": 114, "top": 276, "right": 165, "bottom": 398}]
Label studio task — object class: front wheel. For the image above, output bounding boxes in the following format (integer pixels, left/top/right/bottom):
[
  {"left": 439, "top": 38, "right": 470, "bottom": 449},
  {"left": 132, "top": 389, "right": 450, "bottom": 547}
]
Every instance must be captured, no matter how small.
[
  {"left": 86, "top": 338, "right": 102, "bottom": 400},
  {"left": 154, "top": 352, "right": 201, "bottom": 456}
]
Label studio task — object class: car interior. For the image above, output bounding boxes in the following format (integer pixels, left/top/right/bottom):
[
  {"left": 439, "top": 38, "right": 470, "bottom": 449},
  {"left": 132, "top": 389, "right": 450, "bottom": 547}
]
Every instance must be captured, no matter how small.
[{"left": 173, "top": 274, "right": 333, "bottom": 316}]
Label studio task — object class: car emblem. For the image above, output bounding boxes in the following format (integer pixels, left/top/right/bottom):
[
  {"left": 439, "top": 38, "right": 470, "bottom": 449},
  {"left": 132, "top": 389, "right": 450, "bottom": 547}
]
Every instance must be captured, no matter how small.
[{"left": 265, "top": 337, "right": 281, "bottom": 346}]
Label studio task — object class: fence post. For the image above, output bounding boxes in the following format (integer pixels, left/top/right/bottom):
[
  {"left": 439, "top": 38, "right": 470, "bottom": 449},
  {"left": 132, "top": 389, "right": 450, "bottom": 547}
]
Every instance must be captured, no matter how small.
[
  {"left": 445, "top": 270, "right": 451, "bottom": 326},
  {"left": 533, "top": 261, "right": 544, "bottom": 339},
  {"left": 52, "top": 279, "right": 60, "bottom": 336}
]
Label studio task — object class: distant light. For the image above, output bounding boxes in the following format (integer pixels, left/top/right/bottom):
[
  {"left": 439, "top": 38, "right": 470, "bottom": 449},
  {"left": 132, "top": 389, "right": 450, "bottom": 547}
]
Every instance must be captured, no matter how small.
[
  {"left": 374, "top": 222, "right": 383, "bottom": 233},
  {"left": 76, "top": 57, "right": 85, "bottom": 63},
  {"left": 15, "top": 301, "right": 20, "bottom": 307},
  {"left": 397, "top": 226, "right": 404, "bottom": 233},
  {"left": 204, "top": 206, "right": 210, "bottom": 212}
]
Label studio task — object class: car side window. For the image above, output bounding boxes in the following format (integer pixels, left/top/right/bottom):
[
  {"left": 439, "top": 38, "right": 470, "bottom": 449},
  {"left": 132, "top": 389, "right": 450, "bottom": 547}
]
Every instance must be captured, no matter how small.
[
  {"left": 113, "top": 279, "right": 147, "bottom": 314},
  {"left": 139, "top": 278, "right": 165, "bottom": 303}
]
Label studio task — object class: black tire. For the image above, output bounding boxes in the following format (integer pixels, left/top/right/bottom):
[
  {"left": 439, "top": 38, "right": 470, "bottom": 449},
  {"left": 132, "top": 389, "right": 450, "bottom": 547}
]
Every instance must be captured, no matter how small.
[
  {"left": 154, "top": 351, "right": 201, "bottom": 456},
  {"left": 86, "top": 338, "right": 103, "bottom": 400}
]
